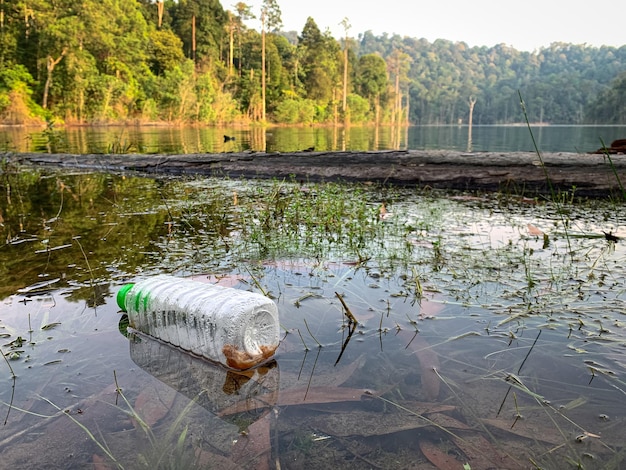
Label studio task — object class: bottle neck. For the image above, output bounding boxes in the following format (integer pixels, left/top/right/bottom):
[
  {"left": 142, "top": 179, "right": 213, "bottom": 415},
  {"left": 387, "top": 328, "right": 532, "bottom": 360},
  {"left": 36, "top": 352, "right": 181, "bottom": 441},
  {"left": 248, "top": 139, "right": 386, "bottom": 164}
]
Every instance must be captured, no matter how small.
[{"left": 117, "top": 283, "right": 135, "bottom": 311}]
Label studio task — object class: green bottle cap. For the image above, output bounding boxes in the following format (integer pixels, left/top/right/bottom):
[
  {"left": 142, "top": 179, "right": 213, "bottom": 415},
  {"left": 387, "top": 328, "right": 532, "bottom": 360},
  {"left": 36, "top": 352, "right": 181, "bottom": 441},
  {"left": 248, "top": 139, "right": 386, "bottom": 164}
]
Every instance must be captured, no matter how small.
[{"left": 117, "top": 283, "right": 135, "bottom": 312}]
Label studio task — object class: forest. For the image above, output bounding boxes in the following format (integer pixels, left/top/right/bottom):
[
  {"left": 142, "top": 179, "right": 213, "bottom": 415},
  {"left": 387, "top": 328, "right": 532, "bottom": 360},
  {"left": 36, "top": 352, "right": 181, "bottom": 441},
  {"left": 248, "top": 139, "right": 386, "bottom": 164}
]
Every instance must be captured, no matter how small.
[{"left": 1, "top": 0, "right": 625, "bottom": 127}]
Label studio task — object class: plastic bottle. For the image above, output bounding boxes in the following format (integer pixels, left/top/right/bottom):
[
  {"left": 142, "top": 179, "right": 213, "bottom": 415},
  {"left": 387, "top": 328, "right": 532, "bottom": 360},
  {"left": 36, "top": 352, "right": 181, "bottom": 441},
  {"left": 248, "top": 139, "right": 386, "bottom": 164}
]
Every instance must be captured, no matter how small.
[{"left": 117, "top": 274, "right": 280, "bottom": 370}]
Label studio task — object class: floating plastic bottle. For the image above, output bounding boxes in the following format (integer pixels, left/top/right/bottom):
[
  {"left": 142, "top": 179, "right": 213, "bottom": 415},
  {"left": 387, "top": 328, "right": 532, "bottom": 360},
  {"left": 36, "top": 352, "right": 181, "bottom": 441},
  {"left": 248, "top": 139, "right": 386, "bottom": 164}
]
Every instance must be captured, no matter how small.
[{"left": 117, "top": 274, "right": 280, "bottom": 370}]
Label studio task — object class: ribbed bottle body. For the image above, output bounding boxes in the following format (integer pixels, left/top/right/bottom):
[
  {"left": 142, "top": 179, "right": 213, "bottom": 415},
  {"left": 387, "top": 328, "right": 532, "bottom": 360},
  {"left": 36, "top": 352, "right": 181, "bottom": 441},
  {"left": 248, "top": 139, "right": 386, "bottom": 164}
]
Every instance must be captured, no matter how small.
[{"left": 120, "top": 275, "right": 279, "bottom": 369}]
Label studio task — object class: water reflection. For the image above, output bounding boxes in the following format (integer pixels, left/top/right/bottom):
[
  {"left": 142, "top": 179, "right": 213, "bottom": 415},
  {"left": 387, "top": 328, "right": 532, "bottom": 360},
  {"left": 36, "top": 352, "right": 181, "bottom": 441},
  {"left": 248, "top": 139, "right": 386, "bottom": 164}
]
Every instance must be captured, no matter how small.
[
  {"left": 2, "top": 124, "right": 626, "bottom": 154},
  {"left": 127, "top": 327, "right": 279, "bottom": 431}
]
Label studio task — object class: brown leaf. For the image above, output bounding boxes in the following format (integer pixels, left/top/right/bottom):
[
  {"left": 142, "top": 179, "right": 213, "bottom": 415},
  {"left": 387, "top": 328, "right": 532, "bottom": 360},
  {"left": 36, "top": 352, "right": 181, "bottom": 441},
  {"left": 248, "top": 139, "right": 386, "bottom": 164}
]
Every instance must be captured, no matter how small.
[
  {"left": 419, "top": 440, "right": 463, "bottom": 470},
  {"left": 452, "top": 432, "right": 524, "bottom": 469},
  {"left": 92, "top": 454, "right": 114, "bottom": 470},
  {"left": 132, "top": 385, "right": 176, "bottom": 427},
  {"left": 481, "top": 417, "right": 562, "bottom": 445},
  {"left": 219, "top": 386, "right": 370, "bottom": 417},
  {"left": 427, "top": 412, "right": 471, "bottom": 430},
  {"left": 308, "top": 405, "right": 461, "bottom": 438},
  {"left": 231, "top": 413, "right": 272, "bottom": 470},
  {"left": 311, "top": 409, "right": 430, "bottom": 437},
  {"left": 404, "top": 334, "right": 441, "bottom": 400},
  {"left": 527, "top": 223, "right": 544, "bottom": 236}
]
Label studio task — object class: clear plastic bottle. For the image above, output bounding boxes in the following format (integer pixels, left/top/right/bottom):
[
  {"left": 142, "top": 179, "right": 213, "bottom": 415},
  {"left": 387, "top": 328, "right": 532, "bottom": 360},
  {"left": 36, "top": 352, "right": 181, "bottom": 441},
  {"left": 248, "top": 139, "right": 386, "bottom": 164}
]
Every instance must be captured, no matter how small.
[{"left": 117, "top": 274, "right": 280, "bottom": 370}]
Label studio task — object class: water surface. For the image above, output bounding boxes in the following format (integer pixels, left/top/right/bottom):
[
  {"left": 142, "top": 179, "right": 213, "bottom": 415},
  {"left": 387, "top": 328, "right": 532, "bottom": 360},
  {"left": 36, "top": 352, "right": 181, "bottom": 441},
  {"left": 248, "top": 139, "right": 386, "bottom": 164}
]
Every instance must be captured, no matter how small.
[
  {"left": 0, "top": 169, "right": 625, "bottom": 468},
  {"left": 2, "top": 124, "right": 625, "bottom": 154}
]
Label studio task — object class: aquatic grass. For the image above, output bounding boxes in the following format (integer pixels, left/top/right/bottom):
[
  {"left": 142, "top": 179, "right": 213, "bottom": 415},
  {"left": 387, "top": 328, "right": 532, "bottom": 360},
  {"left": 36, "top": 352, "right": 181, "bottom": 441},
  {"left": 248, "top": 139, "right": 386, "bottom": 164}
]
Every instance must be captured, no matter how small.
[
  {"left": 106, "top": 129, "right": 143, "bottom": 154},
  {"left": 519, "top": 91, "right": 575, "bottom": 260},
  {"left": 40, "top": 394, "right": 123, "bottom": 469},
  {"left": 1, "top": 345, "right": 17, "bottom": 425},
  {"left": 599, "top": 137, "right": 626, "bottom": 201},
  {"left": 428, "top": 333, "right": 623, "bottom": 467},
  {"left": 37, "top": 372, "right": 205, "bottom": 470},
  {"left": 221, "top": 178, "right": 406, "bottom": 263}
]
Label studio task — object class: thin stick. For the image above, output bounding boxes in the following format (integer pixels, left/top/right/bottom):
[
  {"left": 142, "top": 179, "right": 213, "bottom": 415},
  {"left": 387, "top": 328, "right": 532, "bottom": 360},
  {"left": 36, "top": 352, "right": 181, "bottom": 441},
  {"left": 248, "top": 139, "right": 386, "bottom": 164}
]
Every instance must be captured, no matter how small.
[
  {"left": 497, "top": 329, "right": 542, "bottom": 417},
  {"left": 113, "top": 369, "right": 122, "bottom": 406},
  {"left": 334, "top": 322, "right": 356, "bottom": 366},
  {"left": 245, "top": 266, "right": 269, "bottom": 297},
  {"left": 295, "top": 328, "right": 309, "bottom": 351},
  {"left": 39, "top": 395, "right": 123, "bottom": 468},
  {"left": 303, "top": 318, "right": 322, "bottom": 348},
  {"left": 335, "top": 292, "right": 358, "bottom": 324},
  {"left": 73, "top": 236, "right": 98, "bottom": 309},
  {"left": 516, "top": 329, "right": 542, "bottom": 375},
  {"left": 1, "top": 347, "right": 16, "bottom": 425}
]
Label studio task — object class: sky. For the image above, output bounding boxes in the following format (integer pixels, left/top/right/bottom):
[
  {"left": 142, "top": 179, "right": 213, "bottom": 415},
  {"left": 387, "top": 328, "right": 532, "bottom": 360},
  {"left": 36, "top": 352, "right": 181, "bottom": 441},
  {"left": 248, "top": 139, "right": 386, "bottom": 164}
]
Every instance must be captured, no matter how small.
[{"left": 243, "top": 0, "right": 626, "bottom": 52}]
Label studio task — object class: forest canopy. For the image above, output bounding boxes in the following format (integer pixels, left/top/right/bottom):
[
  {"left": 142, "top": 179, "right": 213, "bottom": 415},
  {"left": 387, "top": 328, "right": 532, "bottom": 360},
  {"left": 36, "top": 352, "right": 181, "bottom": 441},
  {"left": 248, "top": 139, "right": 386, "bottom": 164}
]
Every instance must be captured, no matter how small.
[{"left": 1, "top": 0, "right": 624, "bottom": 126}]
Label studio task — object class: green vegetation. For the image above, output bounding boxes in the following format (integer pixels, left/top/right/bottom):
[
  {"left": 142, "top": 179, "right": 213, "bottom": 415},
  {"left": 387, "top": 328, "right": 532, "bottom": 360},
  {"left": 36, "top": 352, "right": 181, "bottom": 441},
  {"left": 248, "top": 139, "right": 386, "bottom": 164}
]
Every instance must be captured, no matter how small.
[{"left": 0, "top": 1, "right": 623, "bottom": 126}]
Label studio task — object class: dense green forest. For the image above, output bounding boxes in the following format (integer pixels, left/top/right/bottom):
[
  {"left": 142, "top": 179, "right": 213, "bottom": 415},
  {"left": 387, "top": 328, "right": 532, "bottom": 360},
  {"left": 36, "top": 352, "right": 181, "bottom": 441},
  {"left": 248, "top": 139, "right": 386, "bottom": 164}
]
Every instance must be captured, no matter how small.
[{"left": 1, "top": 0, "right": 624, "bottom": 126}]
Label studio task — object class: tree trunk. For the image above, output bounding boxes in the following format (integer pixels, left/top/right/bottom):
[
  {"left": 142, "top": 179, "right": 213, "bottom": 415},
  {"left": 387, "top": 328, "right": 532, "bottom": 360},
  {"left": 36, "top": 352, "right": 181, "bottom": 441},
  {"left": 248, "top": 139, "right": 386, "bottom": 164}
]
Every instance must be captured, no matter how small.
[
  {"left": 228, "top": 16, "right": 234, "bottom": 76},
  {"left": 42, "top": 50, "right": 66, "bottom": 109},
  {"left": 342, "top": 40, "right": 348, "bottom": 116},
  {"left": 467, "top": 96, "right": 477, "bottom": 152},
  {"left": 405, "top": 90, "right": 410, "bottom": 126},
  {"left": 261, "top": 12, "right": 266, "bottom": 122},
  {"left": 394, "top": 71, "right": 401, "bottom": 126},
  {"left": 156, "top": 0, "right": 164, "bottom": 28},
  {"left": 191, "top": 15, "right": 196, "bottom": 62},
  {"left": 374, "top": 94, "right": 380, "bottom": 126}
]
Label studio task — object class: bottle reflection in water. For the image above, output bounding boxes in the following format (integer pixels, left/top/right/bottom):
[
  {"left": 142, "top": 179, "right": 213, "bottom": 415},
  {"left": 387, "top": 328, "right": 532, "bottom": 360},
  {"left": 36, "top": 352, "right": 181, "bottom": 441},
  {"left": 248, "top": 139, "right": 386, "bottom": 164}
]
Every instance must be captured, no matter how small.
[
  {"left": 117, "top": 275, "right": 280, "bottom": 370},
  {"left": 127, "top": 327, "right": 279, "bottom": 429}
]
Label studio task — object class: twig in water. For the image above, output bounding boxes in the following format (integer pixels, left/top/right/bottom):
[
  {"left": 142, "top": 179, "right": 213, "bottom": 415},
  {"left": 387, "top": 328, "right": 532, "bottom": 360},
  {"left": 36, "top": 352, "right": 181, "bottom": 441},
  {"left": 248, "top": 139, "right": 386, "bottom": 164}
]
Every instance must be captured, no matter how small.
[
  {"left": 335, "top": 292, "right": 358, "bottom": 324},
  {"left": 73, "top": 236, "right": 98, "bottom": 309},
  {"left": 245, "top": 266, "right": 269, "bottom": 297},
  {"left": 295, "top": 328, "right": 309, "bottom": 351},
  {"left": 1, "top": 347, "right": 16, "bottom": 424},
  {"left": 497, "top": 329, "right": 541, "bottom": 417},
  {"left": 334, "top": 322, "right": 356, "bottom": 366},
  {"left": 303, "top": 318, "right": 322, "bottom": 348}
]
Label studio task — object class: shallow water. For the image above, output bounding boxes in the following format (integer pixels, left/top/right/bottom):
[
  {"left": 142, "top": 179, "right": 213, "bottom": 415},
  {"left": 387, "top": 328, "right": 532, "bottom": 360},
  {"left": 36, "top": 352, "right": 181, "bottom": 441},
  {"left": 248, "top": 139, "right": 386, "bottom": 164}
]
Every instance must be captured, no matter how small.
[{"left": 1, "top": 168, "right": 626, "bottom": 468}]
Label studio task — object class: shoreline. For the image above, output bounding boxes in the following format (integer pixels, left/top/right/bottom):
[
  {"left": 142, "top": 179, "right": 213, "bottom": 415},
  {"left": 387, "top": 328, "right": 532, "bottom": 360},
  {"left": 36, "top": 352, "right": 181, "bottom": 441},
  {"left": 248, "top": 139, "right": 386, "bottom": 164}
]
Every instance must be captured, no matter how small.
[{"left": 5, "top": 149, "right": 626, "bottom": 199}]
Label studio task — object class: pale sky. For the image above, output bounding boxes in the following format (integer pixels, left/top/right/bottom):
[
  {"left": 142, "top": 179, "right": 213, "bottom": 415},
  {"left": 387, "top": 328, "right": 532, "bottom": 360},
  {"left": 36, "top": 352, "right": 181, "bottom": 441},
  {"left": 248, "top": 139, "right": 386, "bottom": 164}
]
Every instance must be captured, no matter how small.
[{"left": 243, "top": 0, "right": 626, "bottom": 52}]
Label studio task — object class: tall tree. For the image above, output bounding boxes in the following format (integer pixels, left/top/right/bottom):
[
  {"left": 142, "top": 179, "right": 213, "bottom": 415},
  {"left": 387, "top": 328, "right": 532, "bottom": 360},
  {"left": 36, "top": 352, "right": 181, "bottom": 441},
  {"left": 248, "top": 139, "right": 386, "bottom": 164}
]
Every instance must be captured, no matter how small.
[
  {"left": 298, "top": 17, "right": 341, "bottom": 110},
  {"left": 171, "top": 0, "right": 227, "bottom": 69},
  {"left": 386, "top": 48, "right": 411, "bottom": 126},
  {"left": 233, "top": 2, "right": 254, "bottom": 77},
  {"left": 259, "top": 0, "right": 281, "bottom": 121},
  {"left": 339, "top": 17, "right": 350, "bottom": 119},
  {"left": 356, "top": 53, "right": 387, "bottom": 124}
]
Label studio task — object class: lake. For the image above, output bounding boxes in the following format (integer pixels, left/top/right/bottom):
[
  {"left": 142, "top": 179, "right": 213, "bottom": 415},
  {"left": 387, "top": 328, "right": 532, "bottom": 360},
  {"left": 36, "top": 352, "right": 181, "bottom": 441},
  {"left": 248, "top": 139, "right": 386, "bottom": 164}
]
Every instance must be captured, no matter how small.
[
  {"left": 1, "top": 164, "right": 625, "bottom": 468},
  {"left": 1, "top": 124, "right": 626, "bottom": 154}
]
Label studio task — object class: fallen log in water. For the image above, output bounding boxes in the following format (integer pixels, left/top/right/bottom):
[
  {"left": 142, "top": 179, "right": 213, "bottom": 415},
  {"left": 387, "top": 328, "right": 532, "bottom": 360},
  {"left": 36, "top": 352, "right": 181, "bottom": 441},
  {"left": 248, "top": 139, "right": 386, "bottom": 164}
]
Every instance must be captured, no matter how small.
[{"left": 5, "top": 149, "right": 626, "bottom": 198}]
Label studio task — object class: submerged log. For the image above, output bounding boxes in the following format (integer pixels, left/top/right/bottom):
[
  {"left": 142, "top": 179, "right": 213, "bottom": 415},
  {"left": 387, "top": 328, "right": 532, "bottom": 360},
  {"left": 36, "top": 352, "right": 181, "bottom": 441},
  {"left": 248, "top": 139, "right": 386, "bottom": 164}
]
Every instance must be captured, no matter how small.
[{"left": 5, "top": 149, "right": 626, "bottom": 198}]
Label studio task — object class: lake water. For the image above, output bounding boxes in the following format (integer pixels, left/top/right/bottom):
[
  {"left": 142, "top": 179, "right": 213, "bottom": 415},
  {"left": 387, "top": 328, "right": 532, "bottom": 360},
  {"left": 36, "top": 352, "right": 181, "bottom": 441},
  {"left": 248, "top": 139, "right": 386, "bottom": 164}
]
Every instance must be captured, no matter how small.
[
  {"left": 2, "top": 124, "right": 625, "bottom": 154},
  {"left": 1, "top": 168, "right": 626, "bottom": 469}
]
